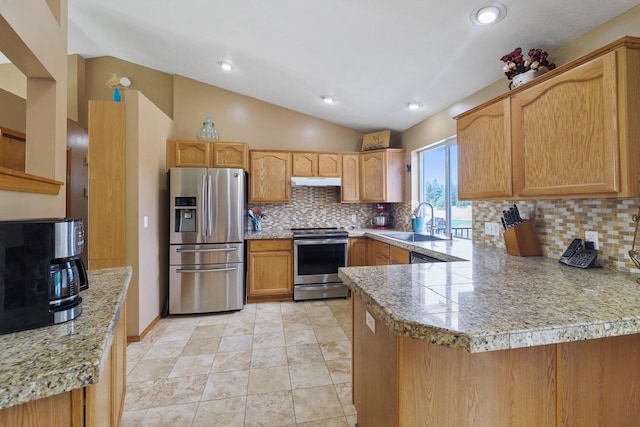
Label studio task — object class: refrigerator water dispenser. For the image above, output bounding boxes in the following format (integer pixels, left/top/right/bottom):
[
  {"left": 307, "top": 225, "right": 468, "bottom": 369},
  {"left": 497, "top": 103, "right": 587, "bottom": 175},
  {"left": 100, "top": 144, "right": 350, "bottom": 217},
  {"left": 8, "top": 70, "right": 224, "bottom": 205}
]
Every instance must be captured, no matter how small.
[{"left": 175, "top": 197, "right": 196, "bottom": 232}]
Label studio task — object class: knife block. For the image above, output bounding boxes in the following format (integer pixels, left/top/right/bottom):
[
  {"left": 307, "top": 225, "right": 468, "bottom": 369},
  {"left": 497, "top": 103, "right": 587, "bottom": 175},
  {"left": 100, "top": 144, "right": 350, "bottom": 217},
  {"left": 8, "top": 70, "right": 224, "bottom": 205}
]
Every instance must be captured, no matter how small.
[{"left": 503, "top": 220, "right": 542, "bottom": 257}]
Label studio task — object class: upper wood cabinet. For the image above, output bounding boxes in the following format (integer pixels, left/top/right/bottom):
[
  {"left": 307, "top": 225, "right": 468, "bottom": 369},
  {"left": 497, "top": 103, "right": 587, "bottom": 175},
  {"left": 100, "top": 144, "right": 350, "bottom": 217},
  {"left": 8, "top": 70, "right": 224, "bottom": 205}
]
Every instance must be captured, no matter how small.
[
  {"left": 167, "top": 140, "right": 248, "bottom": 169},
  {"left": 457, "top": 99, "right": 512, "bottom": 199},
  {"left": 341, "top": 154, "right": 360, "bottom": 202},
  {"left": 211, "top": 142, "right": 249, "bottom": 169},
  {"left": 360, "top": 149, "right": 405, "bottom": 203},
  {"left": 249, "top": 150, "right": 292, "bottom": 203},
  {"left": 455, "top": 37, "right": 640, "bottom": 200},
  {"left": 292, "top": 152, "right": 342, "bottom": 177}
]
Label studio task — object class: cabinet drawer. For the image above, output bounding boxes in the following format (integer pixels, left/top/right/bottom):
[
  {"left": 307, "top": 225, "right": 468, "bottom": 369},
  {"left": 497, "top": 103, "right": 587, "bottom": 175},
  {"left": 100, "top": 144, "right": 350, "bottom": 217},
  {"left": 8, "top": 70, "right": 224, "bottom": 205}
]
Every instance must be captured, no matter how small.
[
  {"left": 249, "top": 239, "right": 292, "bottom": 252},
  {"left": 389, "top": 245, "right": 409, "bottom": 264}
]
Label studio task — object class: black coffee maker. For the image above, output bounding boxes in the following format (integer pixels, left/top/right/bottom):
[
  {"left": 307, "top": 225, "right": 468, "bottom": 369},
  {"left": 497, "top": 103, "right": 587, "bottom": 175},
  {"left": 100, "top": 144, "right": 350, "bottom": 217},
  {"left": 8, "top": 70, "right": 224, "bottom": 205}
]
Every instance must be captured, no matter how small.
[{"left": 0, "top": 218, "right": 88, "bottom": 335}]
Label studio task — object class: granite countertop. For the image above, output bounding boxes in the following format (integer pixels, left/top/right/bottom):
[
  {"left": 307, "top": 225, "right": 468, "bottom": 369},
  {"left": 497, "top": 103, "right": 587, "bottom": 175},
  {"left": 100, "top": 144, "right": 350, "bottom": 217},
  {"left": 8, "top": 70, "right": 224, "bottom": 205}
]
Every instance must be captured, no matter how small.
[
  {"left": 340, "top": 232, "right": 640, "bottom": 353},
  {"left": 0, "top": 266, "right": 132, "bottom": 410}
]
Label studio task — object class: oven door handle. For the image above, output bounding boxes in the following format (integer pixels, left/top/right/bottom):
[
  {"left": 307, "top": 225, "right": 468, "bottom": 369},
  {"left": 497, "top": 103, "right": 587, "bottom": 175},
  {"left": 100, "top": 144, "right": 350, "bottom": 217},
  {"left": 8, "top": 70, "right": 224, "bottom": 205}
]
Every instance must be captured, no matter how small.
[
  {"left": 176, "top": 247, "right": 236, "bottom": 253},
  {"left": 294, "top": 238, "right": 348, "bottom": 245}
]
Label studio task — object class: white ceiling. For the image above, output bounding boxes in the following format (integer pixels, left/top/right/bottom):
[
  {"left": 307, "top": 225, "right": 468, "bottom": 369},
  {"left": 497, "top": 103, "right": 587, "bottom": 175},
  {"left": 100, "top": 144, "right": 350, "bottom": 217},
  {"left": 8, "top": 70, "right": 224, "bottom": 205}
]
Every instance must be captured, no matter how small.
[{"left": 67, "top": 0, "right": 640, "bottom": 133}]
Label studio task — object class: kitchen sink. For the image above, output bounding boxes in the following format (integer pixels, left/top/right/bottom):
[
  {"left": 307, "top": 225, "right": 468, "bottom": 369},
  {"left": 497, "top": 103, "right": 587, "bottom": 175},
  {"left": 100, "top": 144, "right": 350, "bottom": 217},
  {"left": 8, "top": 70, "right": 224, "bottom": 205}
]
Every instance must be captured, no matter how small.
[{"left": 381, "top": 232, "right": 447, "bottom": 242}]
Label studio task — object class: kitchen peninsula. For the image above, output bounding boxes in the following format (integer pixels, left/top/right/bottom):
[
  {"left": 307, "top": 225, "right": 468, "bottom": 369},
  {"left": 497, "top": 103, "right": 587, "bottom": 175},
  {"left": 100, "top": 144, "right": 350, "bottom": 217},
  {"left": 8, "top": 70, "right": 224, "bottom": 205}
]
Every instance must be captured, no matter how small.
[
  {"left": 340, "top": 234, "right": 640, "bottom": 427},
  {"left": 0, "top": 267, "right": 131, "bottom": 426}
]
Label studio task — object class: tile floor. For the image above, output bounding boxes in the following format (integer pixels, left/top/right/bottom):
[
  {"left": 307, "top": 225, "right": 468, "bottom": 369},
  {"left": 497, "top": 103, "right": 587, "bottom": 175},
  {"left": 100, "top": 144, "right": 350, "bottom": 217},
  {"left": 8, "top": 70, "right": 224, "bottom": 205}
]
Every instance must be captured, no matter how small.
[{"left": 122, "top": 298, "right": 357, "bottom": 427}]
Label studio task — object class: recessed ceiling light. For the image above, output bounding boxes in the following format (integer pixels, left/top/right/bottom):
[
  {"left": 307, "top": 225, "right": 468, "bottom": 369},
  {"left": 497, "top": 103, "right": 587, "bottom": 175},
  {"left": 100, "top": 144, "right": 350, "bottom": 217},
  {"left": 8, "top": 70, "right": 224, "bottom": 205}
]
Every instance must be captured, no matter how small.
[
  {"left": 219, "top": 61, "right": 233, "bottom": 71},
  {"left": 407, "top": 101, "right": 423, "bottom": 111},
  {"left": 471, "top": 2, "right": 506, "bottom": 26},
  {"left": 321, "top": 96, "right": 335, "bottom": 104}
]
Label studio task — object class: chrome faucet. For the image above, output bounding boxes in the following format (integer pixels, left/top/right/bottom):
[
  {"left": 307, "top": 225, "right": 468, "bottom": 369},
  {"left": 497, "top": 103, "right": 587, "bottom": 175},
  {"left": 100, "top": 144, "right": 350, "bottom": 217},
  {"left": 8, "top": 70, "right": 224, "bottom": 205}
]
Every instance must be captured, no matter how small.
[{"left": 413, "top": 202, "right": 435, "bottom": 235}]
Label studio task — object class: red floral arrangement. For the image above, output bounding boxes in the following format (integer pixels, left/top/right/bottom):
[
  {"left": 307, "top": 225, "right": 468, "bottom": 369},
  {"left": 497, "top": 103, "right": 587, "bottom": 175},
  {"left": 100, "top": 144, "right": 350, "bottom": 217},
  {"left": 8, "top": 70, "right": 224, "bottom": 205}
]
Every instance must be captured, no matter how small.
[{"left": 500, "top": 48, "right": 556, "bottom": 87}]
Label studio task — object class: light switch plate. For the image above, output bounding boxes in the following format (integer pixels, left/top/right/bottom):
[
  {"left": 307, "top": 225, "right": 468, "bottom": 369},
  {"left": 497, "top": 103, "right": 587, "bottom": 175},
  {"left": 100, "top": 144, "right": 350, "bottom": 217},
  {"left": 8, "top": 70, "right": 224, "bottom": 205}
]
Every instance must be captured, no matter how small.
[
  {"left": 143, "top": 216, "right": 149, "bottom": 228},
  {"left": 365, "top": 311, "right": 375, "bottom": 333}
]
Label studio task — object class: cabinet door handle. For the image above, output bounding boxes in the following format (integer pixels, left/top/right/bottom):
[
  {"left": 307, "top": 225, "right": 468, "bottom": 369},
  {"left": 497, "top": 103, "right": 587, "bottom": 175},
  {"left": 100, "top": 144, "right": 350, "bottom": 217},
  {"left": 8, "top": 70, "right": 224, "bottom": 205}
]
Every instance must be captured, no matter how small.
[{"left": 176, "top": 248, "right": 236, "bottom": 253}]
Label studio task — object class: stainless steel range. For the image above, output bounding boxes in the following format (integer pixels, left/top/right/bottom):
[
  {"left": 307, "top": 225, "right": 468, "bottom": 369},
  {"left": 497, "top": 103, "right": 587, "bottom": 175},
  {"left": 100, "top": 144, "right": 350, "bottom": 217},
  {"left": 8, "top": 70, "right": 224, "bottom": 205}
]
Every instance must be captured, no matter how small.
[{"left": 292, "top": 227, "right": 349, "bottom": 301}]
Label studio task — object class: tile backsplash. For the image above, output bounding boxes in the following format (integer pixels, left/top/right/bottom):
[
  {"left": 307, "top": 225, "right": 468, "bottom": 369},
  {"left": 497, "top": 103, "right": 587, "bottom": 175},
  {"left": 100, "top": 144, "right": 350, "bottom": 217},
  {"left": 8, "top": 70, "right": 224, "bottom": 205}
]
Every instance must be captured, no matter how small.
[
  {"left": 473, "top": 198, "right": 640, "bottom": 273},
  {"left": 249, "top": 187, "right": 378, "bottom": 230}
]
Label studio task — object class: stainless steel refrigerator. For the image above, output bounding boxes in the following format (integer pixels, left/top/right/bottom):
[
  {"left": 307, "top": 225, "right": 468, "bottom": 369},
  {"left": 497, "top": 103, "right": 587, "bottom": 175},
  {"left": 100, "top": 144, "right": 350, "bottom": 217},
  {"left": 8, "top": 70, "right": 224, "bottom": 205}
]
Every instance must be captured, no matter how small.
[{"left": 168, "top": 168, "right": 246, "bottom": 314}]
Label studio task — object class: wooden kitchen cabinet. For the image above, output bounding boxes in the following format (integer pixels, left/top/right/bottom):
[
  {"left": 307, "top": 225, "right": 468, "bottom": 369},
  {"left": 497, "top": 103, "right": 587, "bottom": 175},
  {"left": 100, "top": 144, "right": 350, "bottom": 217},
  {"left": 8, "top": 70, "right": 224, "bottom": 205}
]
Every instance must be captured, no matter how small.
[
  {"left": 360, "top": 149, "right": 405, "bottom": 203},
  {"left": 389, "top": 245, "right": 410, "bottom": 264},
  {"left": 247, "top": 239, "right": 293, "bottom": 302},
  {"left": 511, "top": 50, "right": 623, "bottom": 197},
  {"left": 341, "top": 154, "right": 360, "bottom": 202},
  {"left": 455, "top": 37, "right": 640, "bottom": 200},
  {"left": 249, "top": 150, "right": 292, "bottom": 203},
  {"left": 348, "top": 237, "right": 369, "bottom": 266},
  {"left": 167, "top": 140, "right": 248, "bottom": 169},
  {"left": 292, "top": 152, "right": 342, "bottom": 177},
  {"left": 211, "top": 142, "right": 248, "bottom": 169},
  {"left": 374, "top": 241, "right": 390, "bottom": 265},
  {"left": 457, "top": 99, "right": 512, "bottom": 199}
]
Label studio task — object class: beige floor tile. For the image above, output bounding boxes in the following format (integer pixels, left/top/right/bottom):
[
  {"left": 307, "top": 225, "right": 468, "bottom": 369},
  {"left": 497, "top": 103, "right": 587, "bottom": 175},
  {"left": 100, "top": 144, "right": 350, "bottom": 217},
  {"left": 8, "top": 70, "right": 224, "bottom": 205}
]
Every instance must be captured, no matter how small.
[
  {"left": 245, "top": 391, "right": 295, "bottom": 426},
  {"left": 253, "top": 331, "right": 286, "bottom": 349},
  {"left": 319, "top": 341, "right": 351, "bottom": 361},
  {"left": 155, "top": 325, "right": 197, "bottom": 343},
  {"left": 128, "top": 358, "right": 176, "bottom": 383},
  {"left": 248, "top": 365, "right": 291, "bottom": 395},
  {"left": 224, "top": 320, "right": 257, "bottom": 337},
  {"left": 346, "top": 414, "right": 358, "bottom": 426},
  {"left": 310, "top": 315, "right": 340, "bottom": 329},
  {"left": 292, "top": 385, "right": 344, "bottom": 423},
  {"left": 218, "top": 334, "right": 253, "bottom": 352},
  {"left": 180, "top": 337, "right": 222, "bottom": 356},
  {"left": 313, "top": 327, "right": 348, "bottom": 344},
  {"left": 120, "top": 409, "right": 147, "bottom": 427},
  {"left": 165, "top": 315, "right": 203, "bottom": 327},
  {"left": 289, "top": 362, "right": 333, "bottom": 389},
  {"left": 123, "top": 380, "right": 162, "bottom": 410},
  {"left": 126, "top": 341, "right": 152, "bottom": 362},
  {"left": 285, "top": 328, "right": 318, "bottom": 346},
  {"left": 192, "top": 396, "right": 246, "bottom": 427},
  {"left": 140, "top": 402, "right": 198, "bottom": 426},
  {"left": 142, "top": 340, "right": 188, "bottom": 360},
  {"left": 296, "top": 417, "right": 349, "bottom": 427},
  {"left": 306, "top": 305, "right": 334, "bottom": 319},
  {"left": 283, "top": 318, "right": 314, "bottom": 333},
  {"left": 201, "top": 370, "right": 249, "bottom": 400},
  {"left": 251, "top": 346, "right": 289, "bottom": 368},
  {"left": 152, "top": 375, "right": 208, "bottom": 406},
  {"left": 286, "top": 344, "right": 325, "bottom": 365},
  {"left": 280, "top": 302, "right": 308, "bottom": 315},
  {"left": 256, "top": 301, "right": 283, "bottom": 313},
  {"left": 211, "top": 350, "right": 252, "bottom": 372},
  {"left": 325, "top": 359, "right": 352, "bottom": 384},
  {"left": 254, "top": 319, "right": 284, "bottom": 334},
  {"left": 168, "top": 354, "right": 215, "bottom": 378},
  {"left": 334, "top": 383, "right": 357, "bottom": 416},
  {"left": 190, "top": 324, "right": 226, "bottom": 340}
]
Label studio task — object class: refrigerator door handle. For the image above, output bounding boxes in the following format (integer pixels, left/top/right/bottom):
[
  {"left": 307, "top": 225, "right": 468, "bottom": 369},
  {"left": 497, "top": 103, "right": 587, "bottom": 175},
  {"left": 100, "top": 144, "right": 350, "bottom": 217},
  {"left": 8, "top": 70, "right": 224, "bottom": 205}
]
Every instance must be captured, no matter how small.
[
  {"left": 176, "top": 247, "right": 236, "bottom": 253},
  {"left": 201, "top": 173, "right": 208, "bottom": 238},
  {"left": 207, "top": 174, "right": 213, "bottom": 238},
  {"left": 176, "top": 266, "right": 238, "bottom": 273}
]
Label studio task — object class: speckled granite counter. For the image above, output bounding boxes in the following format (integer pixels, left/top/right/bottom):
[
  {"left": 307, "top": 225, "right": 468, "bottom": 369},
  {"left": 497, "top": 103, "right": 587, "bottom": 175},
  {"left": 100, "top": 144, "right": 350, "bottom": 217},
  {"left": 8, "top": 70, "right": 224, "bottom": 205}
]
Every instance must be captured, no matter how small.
[
  {"left": 0, "top": 266, "right": 131, "bottom": 409},
  {"left": 340, "top": 234, "right": 640, "bottom": 353}
]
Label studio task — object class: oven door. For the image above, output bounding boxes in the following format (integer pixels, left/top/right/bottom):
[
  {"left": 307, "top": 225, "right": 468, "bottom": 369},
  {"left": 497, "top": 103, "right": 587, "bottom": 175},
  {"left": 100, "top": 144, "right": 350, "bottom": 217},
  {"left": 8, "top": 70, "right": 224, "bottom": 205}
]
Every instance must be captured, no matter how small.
[{"left": 293, "top": 238, "right": 348, "bottom": 285}]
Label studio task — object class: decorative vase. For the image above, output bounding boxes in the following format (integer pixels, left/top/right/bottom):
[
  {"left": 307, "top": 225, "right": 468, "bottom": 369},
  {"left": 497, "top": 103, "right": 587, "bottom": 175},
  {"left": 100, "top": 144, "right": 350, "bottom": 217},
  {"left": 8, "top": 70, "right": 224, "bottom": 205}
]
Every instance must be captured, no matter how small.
[
  {"left": 511, "top": 69, "right": 536, "bottom": 89},
  {"left": 112, "top": 87, "right": 121, "bottom": 102},
  {"left": 197, "top": 117, "right": 220, "bottom": 141}
]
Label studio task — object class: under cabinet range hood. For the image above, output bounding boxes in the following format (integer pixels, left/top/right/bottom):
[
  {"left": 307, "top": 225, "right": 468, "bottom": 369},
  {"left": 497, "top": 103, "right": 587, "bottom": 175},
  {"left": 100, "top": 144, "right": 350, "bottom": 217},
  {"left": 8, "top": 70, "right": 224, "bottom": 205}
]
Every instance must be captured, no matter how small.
[{"left": 291, "top": 176, "right": 342, "bottom": 187}]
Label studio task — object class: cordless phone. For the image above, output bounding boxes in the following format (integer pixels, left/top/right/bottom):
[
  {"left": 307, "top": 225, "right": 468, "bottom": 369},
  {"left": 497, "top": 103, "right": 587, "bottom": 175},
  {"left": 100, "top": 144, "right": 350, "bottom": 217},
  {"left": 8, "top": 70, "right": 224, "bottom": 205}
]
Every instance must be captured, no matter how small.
[{"left": 559, "top": 238, "right": 600, "bottom": 268}]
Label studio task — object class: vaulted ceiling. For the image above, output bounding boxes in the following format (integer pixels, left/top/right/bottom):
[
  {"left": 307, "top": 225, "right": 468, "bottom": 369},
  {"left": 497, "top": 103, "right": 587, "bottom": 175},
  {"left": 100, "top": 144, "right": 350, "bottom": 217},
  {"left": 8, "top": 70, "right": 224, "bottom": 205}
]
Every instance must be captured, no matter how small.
[{"left": 67, "top": 0, "right": 640, "bottom": 132}]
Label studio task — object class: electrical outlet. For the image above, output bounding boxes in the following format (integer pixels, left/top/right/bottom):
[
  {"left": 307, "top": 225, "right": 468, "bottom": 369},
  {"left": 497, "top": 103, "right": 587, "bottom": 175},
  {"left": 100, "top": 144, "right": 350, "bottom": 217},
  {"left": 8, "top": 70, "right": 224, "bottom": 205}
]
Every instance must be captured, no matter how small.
[
  {"left": 365, "top": 311, "right": 376, "bottom": 333},
  {"left": 585, "top": 231, "right": 599, "bottom": 250},
  {"left": 484, "top": 222, "right": 501, "bottom": 236},
  {"left": 351, "top": 214, "right": 357, "bottom": 223}
]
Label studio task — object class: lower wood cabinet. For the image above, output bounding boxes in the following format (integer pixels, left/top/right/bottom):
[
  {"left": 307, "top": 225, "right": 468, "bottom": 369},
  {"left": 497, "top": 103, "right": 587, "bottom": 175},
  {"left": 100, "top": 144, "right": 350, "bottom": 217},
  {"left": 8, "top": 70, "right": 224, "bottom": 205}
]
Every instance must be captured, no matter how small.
[
  {"left": 372, "top": 240, "right": 409, "bottom": 265},
  {"left": 0, "top": 302, "right": 127, "bottom": 427},
  {"left": 247, "top": 239, "right": 293, "bottom": 302},
  {"left": 348, "top": 237, "right": 368, "bottom": 266}
]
